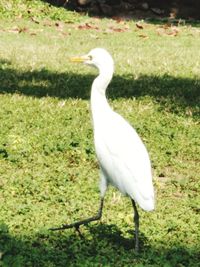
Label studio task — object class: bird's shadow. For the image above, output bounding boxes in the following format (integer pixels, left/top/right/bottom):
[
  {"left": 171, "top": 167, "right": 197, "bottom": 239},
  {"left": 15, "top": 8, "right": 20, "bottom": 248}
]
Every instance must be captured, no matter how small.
[{"left": 85, "top": 223, "right": 148, "bottom": 251}]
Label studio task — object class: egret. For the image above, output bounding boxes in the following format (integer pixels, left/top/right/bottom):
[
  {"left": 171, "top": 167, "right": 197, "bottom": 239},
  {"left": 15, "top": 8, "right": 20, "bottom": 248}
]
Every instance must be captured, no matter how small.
[{"left": 50, "top": 48, "right": 155, "bottom": 252}]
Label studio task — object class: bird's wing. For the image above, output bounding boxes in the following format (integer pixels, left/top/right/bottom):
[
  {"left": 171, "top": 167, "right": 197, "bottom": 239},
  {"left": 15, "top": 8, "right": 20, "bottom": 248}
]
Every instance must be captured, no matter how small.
[{"left": 94, "top": 111, "right": 154, "bottom": 211}]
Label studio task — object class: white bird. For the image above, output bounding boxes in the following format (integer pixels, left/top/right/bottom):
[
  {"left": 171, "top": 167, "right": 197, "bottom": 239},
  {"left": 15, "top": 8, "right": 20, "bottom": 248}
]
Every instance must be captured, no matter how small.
[{"left": 50, "top": 48, "right": 155, "bottom": 252}]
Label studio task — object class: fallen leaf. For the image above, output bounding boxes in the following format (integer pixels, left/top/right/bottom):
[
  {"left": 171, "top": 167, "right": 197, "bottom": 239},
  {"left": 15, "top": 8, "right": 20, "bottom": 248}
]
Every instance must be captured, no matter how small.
[
  {"left": 31, "top": 17, "right": 40, "bottom": 24},
  {"left": 138, "top": 34, "right": 149, "bottom": 39},
  {"left": 136, "top": 22, "right": 144, "bottom": 29},
  {"left": 112, "top": 17, "right": 125, "bottom": 24},
  {"left": 156, "top": 26, "right": 179, "bottom": 37},
  {"left": 110, "top": 27, "right": 124, "bottom": 32},
  {"left": 8, "top": 26, "right": 20, "bottom": 33},
  {"left": 107, "top": 25, "right": 129, "bottom": 33},
  {"left": 29, "top": 29, "right": 43, "bottom": 36},
  {"left": 77, "top": 24, "right": 88, "bottom": 30},
  {"left": 8, "top": 26, "right": 28, "bottom": 34},
  {"left": 77, "top": 22, "right": 99, "bottom": 30}
]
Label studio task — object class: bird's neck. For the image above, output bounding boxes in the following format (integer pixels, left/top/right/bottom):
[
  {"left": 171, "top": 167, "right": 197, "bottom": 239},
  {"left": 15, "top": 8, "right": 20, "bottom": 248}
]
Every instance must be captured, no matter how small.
[{"left": 90, "top": 70, "right": 113, "bottom": 125}]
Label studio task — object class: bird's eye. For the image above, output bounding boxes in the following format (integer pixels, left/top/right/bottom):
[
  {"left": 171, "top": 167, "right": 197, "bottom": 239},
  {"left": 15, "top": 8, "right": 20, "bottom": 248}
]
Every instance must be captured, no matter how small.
[{"left": 88, "top": 55, "right": 93, "bottom": 60}]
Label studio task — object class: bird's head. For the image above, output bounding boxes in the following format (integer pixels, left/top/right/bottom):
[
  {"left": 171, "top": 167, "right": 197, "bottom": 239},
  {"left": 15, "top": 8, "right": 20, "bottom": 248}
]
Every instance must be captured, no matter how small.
[{"left": 71, "top": 48, "right": 114, "bottom": 74}]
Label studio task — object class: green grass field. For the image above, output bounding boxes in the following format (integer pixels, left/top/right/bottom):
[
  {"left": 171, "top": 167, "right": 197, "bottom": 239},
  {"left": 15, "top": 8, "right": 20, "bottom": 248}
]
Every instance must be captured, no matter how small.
[{"left": 0, "top": 1, "right": 200, "bottom": 266}]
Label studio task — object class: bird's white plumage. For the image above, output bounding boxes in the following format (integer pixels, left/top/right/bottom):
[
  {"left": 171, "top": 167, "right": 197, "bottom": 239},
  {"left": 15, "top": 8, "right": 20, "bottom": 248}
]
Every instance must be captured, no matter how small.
[{"left": 85, "top": 48, "right": 155, "bottom": 212}]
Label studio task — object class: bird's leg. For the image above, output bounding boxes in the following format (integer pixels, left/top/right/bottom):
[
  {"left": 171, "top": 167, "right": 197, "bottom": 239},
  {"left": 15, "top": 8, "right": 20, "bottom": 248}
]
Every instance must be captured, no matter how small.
[
  {"left": 131, "top": 199, "right": 139, "bottom": 252},
  {"left": 49, "top": 198, "right": 104, "bottom": 231}
]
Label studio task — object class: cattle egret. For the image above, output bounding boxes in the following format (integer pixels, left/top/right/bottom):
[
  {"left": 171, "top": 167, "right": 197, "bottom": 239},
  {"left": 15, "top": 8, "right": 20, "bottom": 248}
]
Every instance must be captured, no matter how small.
[{"left": 50, "top": 48, "right": 155, "bottom": 252}]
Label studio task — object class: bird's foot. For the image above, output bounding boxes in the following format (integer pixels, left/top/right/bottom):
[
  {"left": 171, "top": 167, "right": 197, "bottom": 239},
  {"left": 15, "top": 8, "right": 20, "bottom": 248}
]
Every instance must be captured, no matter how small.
[
  {"left": 49, "top": 198, "right": 104, "bottom": 232},
  {"left": 49, "top": 213, "right": 102, "bottom": 232},
  {"left": 49, "top": 219, "right": 89, "bottom": 231}
]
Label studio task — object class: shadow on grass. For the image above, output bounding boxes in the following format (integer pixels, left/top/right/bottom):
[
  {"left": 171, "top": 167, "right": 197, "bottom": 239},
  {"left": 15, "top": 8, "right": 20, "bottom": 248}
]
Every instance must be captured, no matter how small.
[
  {"left": 0, "top": 222, "right": 199, "bottom": 266},
  {"left": 0, "top": 59, "right": 199, "bottom": 117},
  {"left": 43, "top": 0, "right": 200, "bottom": 26}
]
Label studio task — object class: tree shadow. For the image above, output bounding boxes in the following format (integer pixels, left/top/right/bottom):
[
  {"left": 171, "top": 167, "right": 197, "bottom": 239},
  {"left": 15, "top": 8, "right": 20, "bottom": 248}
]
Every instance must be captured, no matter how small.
[
  {"left": 0, "top": 222, "right": 199, "bottom": 266},
  {"left": 43, "top": 0, "right": 200, "bottom": 24},
  {"left": 0, "top": 59, "right": 199, "bottom": 118}
]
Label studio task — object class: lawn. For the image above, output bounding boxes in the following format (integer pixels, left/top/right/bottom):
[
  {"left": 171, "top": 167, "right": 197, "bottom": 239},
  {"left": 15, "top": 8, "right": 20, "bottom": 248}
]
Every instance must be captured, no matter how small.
[{"left": 0, "top": 1, "right": 200, "bottom": 266}]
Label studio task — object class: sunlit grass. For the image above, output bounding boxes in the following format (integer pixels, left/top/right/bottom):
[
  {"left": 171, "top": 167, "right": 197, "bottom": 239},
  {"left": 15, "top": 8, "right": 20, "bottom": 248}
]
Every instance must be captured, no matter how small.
[{"left": 0, "top": 1, "right": 200, "bottom": 266}]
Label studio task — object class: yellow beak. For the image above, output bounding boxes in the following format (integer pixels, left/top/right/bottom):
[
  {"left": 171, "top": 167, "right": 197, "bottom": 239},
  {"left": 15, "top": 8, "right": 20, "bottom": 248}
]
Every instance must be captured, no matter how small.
[{"left": 70, "top": 55, "right": 89, "bottom": 63}]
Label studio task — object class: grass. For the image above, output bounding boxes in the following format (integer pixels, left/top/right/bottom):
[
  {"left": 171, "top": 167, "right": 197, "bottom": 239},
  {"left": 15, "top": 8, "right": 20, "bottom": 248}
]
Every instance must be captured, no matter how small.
[{"left": 0, "top": 1, "right": 200, "bottom": 266}]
